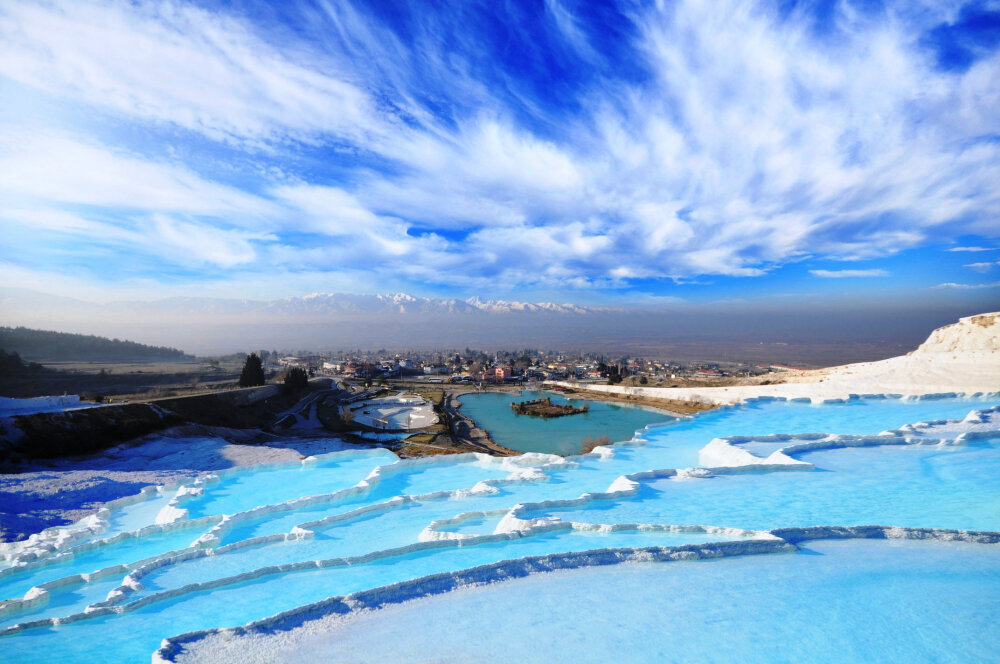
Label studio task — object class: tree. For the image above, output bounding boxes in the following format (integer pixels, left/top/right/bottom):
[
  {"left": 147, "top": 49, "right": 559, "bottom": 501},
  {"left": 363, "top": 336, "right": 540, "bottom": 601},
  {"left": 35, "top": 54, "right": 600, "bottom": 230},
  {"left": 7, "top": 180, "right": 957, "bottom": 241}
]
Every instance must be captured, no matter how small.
[
  {"left": 0, "top": 349, "right": 45, "bottom": 377},
  {"left": 239, "top": 353, "right": 266, "bottom": 387},
  {"left": 284, "top": 366, "right": 309, "bottom": 392}
]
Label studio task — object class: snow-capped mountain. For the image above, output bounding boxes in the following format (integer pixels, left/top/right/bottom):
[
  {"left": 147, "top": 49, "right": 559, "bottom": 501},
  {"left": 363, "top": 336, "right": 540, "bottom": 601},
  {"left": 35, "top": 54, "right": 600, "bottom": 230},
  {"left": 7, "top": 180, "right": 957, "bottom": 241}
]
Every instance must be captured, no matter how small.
[
  {"left": 0, "top": 289, "right": 605, "bottom": 318},
  {"left": 225, "top": 292, "right": 602, "bottom": 316},
  {"left": 462, "top": 297, "right": 591, "bottom": 314}
]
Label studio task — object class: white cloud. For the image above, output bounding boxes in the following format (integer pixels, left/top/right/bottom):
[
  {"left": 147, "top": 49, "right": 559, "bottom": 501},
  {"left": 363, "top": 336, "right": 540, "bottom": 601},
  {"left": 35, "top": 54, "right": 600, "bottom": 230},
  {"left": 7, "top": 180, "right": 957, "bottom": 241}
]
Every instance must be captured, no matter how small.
[
  {"left": 1, "top": 0, "right": 999, "bottom": 295},
  {"left": 0, "top": 0, "right": 375, "bottom": 144},
  {"left": 964, "top": 261, "right": 1000, "bottom": 272},
  {"left": 0, "top": 208, "right": 134, "bottom": 241},
  {"left": 0, "top": 131, "right": 275, "bottom": 217},
  {"left": 950, "top": 246, "right": 997, "bottom": 252},
  {"left": 810, "top": 269, "right": 889, "bottom": 278},
  {"left": 349, "top": 0, "right": 1000, "bottom": 283},
  {"left": 148, "top": 214, "right": 271, "bottom": 267},
  {"left": 932, "top": 281, "right": 1000, "bottom": 289},
  {"left": 271, "top": 185, "right": 381, "bottom": 234},
  {"left": 0, "top": 208, "right": 274, "bottom": 268}
]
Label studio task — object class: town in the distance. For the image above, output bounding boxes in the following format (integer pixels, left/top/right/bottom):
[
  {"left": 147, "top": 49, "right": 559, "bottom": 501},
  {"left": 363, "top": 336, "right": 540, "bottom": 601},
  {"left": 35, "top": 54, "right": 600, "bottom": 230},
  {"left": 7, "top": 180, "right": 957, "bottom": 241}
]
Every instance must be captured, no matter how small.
[{"left": 275, "top": 347, "right": 792, "bottom": 386}]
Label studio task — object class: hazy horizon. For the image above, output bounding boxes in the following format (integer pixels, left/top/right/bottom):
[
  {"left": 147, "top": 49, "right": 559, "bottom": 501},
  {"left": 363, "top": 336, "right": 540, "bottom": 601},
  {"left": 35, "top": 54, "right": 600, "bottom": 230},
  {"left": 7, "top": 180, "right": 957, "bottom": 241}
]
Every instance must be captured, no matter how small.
[{"left": 2, "top": 287, "right": 993, "bottom": 364}]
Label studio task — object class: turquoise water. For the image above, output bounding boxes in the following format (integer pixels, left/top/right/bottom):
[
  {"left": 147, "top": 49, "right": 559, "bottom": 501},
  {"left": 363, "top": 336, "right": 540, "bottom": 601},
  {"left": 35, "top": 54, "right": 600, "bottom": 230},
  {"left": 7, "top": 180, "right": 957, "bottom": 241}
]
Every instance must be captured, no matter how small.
[
  {"left": 525, "top": 440, "right": 1000, "bottom": 531},
  {"left": 0, "top": 522, "right": 212, "bottom": 601},
  {"left": 183, "top": 450, "right": 397, "bottom": 518},
  {"left": 631, "top": 395, "right": 993, "bottom": 469},
  {"left": 0, "top": 528, "right": 740, "bottom": 663},
  {"left": 0, "top": 395, "right": 997, "bottom": 663},
  {"left": 302, "top": 539, "right": 1000, "bottom": 664},
  {"left": 459, "top": 390, "right": 674, "bottom": 454}
]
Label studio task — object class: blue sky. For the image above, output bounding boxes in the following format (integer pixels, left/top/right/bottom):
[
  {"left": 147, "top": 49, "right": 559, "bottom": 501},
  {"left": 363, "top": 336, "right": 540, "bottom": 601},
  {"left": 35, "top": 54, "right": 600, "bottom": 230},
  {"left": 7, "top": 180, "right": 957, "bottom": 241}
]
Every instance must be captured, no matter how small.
[{"left": 0, "top": 0, "right": 999, "bottom": 309}]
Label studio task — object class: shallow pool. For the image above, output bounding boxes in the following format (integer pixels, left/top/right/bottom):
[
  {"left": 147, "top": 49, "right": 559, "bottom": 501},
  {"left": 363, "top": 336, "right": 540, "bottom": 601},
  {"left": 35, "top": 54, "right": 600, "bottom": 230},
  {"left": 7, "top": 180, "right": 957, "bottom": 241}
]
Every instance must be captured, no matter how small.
[
  {"left": 525, "top": 439, "right": 1000, "bottom": 531},
  {"left": 458, "top": 389, "right": 673, "bottom": 454},
  {"left": 246, "top": 539, "right": 1000, "bottom": 664}
]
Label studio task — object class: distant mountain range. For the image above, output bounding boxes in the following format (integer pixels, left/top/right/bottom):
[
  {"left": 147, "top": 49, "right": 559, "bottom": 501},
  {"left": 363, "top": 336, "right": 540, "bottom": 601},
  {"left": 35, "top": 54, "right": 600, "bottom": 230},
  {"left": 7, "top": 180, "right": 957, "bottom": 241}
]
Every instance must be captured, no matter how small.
[
  {"left": 0, "top": 289, "right": 622, "bottom": 354},
  {"left": 0, "top": 288, "right": 986, "bottom": 362},
  {"left": 160, "top": 292, "right": 605, "bottom": 316},
  {"left": 1, "top": 290, "right": 609, "bottom": 318}
]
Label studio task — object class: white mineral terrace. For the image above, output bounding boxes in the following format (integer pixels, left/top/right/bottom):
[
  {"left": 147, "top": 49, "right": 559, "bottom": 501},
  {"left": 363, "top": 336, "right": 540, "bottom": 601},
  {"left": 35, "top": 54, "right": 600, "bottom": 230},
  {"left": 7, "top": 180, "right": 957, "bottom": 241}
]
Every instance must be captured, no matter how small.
[
  {"left": 345, "top": 393, "right": 439, "bottom": 430},
  {"left": 0, "top": 395, "right": 996, "bottom": 664}
]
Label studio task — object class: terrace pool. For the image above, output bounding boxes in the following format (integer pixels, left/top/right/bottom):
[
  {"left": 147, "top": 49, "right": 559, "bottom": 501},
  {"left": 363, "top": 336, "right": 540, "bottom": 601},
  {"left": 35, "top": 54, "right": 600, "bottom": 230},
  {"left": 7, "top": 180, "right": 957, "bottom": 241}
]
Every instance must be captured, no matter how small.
[
  {"left": 226, "top": 539, "right": 1000, "bottom": 664},
  {"left": 458, "top": 389, "right": 673, "bottom": 454},
  {"left": 0, "top": 394, "right": 997, "bottom": 663}
]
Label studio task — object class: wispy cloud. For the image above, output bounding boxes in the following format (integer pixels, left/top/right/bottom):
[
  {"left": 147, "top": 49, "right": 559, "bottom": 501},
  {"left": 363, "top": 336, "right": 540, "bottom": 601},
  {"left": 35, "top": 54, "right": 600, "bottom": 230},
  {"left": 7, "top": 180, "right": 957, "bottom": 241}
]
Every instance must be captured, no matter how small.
[
  {"left": 964, "top": 261, "right": 1000, "bottom": 272},
  {"left": 0, "top": 0, "right": 375, "bottom": 145},
  {"left": 0, "top": 208, "right": 274, "bottom": 269},
  {"left": 0, "top": 0, "right": 999, "bottom": 299},
  {"left": 0, "top": 131, "right": 275, "bottom": 217},
  {"left": 932, "top": 281, "right": 1000, "bottom": 289},
  {"left": 810, "top": 269, "right": 889, "bottom": 279}
]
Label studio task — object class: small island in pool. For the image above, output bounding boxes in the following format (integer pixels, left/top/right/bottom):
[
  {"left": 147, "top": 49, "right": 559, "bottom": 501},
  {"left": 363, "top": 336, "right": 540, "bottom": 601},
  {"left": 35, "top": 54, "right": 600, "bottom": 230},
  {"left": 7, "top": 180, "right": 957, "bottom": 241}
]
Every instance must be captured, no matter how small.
[{"left": 510, "top": 396, "right": 589, "bottom": 418}]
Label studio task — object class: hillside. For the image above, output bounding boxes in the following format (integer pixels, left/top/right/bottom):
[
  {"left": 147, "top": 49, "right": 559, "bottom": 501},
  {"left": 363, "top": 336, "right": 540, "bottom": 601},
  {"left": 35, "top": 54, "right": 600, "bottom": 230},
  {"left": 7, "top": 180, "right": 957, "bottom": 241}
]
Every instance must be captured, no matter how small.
[
  {"left": 0, "top": 327, "right": 192, "bottom": 362},
  {"left": 913, "top": 313, "right": 1000, "bottom": 354}
]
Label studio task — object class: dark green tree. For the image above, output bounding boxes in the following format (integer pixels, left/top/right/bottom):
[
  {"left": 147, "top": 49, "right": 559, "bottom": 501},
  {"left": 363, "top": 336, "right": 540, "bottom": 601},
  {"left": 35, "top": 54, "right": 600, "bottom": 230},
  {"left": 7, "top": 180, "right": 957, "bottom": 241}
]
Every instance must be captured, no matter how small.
[
  {"left": 283, "top": 366, "right": 309, "bottom": 392},
  {"left": 0, "top": 349, "right": 45, "bottom": 376},
  {"left": 239, "top": 353, "right": 266, "bottom": 387}
]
